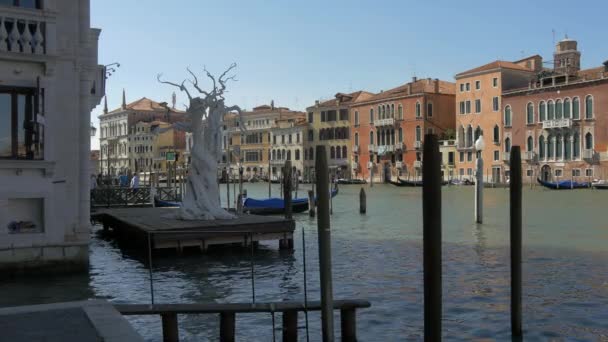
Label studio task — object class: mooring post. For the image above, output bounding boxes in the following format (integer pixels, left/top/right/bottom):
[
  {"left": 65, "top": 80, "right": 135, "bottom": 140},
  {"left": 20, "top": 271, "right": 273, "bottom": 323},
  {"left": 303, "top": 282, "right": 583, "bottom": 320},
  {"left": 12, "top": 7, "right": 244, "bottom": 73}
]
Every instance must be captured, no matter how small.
[
  {"left": 315, "top": 145, "right": 334, "bottom": 342},
  {"left": 220, "top": 312, "right": 235, "bottom": 342},
  {"left": 308, "top": 190, "right": 316, "bottom": 217},
  {"left": 282, "top": 310, "right": 298, "bottom": 342},
  {"left": 341, "top": 308, "right": 357, "bottom": 342},
  {"left": 284, "top": 161, "right": 292, "bottom": 220},
  {"left": 236, "top": 194, "right": 243, "bottom": 214},
  {"left": 147, "top": 232, "right": 155, "bottom": 305},
  {"left": 239, "top": 165, "right": 244, "bottom": 203},
  {"left": 510, "top": 146, "right": 523, "bottom": 339},
  {"left": 359, "top": 187, "right": 366, "bottom": 214},
  {"left": 422, "top": 134, "right": 442, "bottom": 341},
  {"left": 161, "top": 313, "right": 179, "bottom": 342}
]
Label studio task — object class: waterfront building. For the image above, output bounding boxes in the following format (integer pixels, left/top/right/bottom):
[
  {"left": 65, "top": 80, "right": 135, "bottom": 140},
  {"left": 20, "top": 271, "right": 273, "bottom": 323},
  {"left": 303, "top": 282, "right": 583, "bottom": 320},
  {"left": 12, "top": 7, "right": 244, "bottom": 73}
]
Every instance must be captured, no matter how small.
[
  {"left": 439, "top": 140, "right": 457, "bottom": 182},
  {"left": 351, "top": 78, "right": 455, "bottom": 182},
  {"left": 503, "top": 38, "right": 608, "bottom": 183},
  {"left": 454, "top": 56, "right": 539, "bottom": 182},
  {"left": 269, "top": 114, "right": 307, "bottom": 180},
  {"left": 222, "top": 103, "right": 304, "bottom": 179},
  {"left": 304, "top": 91, "right": 373, "bottom": 181},
  {"left": 184, "top": 132, "right": 193, "bottom": 166},
  {"left": 0, "top": 0, "right": 104, "bottom": 273},
  {"left": 98, "top": 95, "right": 185, "bottom": 175},
  {"left": 90, "top": 150, "right": 101, "bottom": 176},
  {"left": 127, "top": 121, "right": 186, "bottom": 173}
]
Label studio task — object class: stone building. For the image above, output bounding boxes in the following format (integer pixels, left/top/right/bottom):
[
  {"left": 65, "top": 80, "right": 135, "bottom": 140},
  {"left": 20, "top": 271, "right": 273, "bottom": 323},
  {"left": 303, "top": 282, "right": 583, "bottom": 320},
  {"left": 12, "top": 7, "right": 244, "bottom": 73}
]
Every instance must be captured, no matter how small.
[
  {"left": 269, "top": 115, "right": 307, "bottom": 180},
  {"left": 98, "top": 95, "right": 185, "bottom": 175},
  {"left": 304, "top": 91, "right": 373, "bottom": 182},
  {"left": 351, "top": 78, "right": 455, "bottom": 182},
  {"left": 503, "top": 38, "right": 608, "bottom": 183},
  {"left": 0, "top": 0, "right": 104, "bottom": 273}
]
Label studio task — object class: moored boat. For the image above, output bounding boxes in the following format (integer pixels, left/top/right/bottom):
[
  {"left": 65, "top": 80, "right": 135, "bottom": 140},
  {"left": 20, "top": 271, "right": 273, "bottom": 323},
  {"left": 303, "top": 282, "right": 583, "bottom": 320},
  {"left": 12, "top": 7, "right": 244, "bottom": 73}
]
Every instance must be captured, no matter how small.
[
  {"left": 336, "top": 178, "right": 367, "bottom": 185},
  {"left": 537, "top": 178, "right": 590, "bottom": 190},
  {"left": 592, "top": 180, "right": 608, "bottom": 189},
  {"left": 243, "top": 188, "right": 338, "bottom": 215}
]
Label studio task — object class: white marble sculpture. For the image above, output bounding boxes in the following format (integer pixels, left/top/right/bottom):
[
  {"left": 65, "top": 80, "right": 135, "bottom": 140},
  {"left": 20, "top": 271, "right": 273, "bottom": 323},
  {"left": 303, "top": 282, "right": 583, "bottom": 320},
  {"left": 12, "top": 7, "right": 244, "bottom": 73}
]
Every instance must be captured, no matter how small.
[{"left": 158, "top": 64, "right": 244, "bottom": 220}]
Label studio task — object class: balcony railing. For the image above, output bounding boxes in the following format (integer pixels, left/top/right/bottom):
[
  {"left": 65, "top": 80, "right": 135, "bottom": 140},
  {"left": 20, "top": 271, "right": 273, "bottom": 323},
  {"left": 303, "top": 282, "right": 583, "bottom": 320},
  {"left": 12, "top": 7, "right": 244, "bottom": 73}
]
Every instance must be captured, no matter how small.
[
  {"left": 271, "top": 158, "right": 286, "bottom": 165},
  {"left": 375, "top": 118, "right": 395, "bottom": 126},
  {"left": 368, "top": 144, "right": 376, "bottom": 153},
  {"left": 394, "top": 142, "right": 404, "bottom": 151},
  {"left": 351, "top": 162, "right": 359, "bottom": 171},
  {"left": 583, "top": 149, "right": 595, "bottom": 160},
  {"left": 414, "top": 141, "right": 422, "bottom": 149},
  {"left": 503, "top": 152, "right": 511, "bottom": 162},
  {"left": 353, "top": 145, "right": 359, "bottom": 153},
  {"left": 414, "top": 160, "right": 422, "bottom": 168},
  {"left": 395, "top": 161, "right": 403, "bottom": 169},
  {"left": 543, "top": 118, "right": 572, "bottom": 129},
  {"left": 377, "top": 145, "right": 394, "bottom": 155},
  {"left": 524, "top": 151, "right": 536, "bottom": 162},
  {"left": 0, "top": 13, "right": 49, "bottom": 55}
]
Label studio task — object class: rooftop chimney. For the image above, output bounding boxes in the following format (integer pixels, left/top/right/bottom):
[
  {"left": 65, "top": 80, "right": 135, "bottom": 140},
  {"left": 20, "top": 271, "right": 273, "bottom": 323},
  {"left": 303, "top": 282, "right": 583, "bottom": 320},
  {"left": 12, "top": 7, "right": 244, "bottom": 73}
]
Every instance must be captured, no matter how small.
[{"left": 434, "top": 78, "right": 439, "bottom": 93}]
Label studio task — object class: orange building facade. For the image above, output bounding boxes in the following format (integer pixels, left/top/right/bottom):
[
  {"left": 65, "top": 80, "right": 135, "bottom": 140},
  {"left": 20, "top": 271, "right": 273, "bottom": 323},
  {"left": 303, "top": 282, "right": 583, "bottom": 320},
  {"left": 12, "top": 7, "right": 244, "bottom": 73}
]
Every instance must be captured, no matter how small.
[
  {"left": 351, "top": 78, "right": 455, "bottom": 182},
  {"left": 454, "top": 59, "right": 538, "bottom": 182}
]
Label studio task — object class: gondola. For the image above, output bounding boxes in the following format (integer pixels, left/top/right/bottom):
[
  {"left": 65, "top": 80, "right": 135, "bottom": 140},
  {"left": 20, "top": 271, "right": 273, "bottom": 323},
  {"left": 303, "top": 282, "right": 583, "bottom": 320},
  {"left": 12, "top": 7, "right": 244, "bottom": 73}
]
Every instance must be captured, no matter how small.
[
  {"left": 537, "top": 178, "right": 590, "bottom": 190},
  {"left": 243, "top": 188, "right": 338, "bottom": 215},
  {"left": 336, "top": 178, "right": 367, "bottom": 185},
  {"left": 389, "top": 177, "right": 423, "bottom": 187}
]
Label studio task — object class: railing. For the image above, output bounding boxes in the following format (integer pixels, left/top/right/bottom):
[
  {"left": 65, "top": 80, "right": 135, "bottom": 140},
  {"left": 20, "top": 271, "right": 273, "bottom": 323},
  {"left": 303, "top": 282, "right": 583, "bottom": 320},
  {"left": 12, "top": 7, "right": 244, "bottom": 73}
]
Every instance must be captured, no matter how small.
[
  {"left": 375, "top": 117, "right": 395, "bottom": 126},
  {"left": 395, "top": 161, "right": 403, "bottom": 169},
  {"left": 353, "top": 145, "right": 359, "bottom": 153},
  {"left": 270, "top": 158, "right": 286, "bottom": 165},
  {"left": 377, "top": 145, "right": 394, "bottom": 155},
  {"left": 394, "top": 142, "right": 404, "bottom": 151},
  {"left": 368, "top": 144, "right": 376, "bottom": 153},
  {"left": 0, "top": 13, "right": 48, "bottom": 55},
  {"left": 414, "top": 160, "right": 422, "bottom": 168},
  {"left": 414, "top": 141, "right": 422, "bottom": 149},
  {"left": 583, "top": 149, "right": 595, "bottom": 160},
  {"left": 91, "top": 186, "right": 181, "bottom": 207},
  {"left": 351, "top": 162, "right": 359, "bottom": 171},
  {"left": 524, "top": 151, "right": 536, "bottom": 162},
  {"left": 543, "top": 118, "right": 572, "bottom": 129},
  {"left": 115, "top": 300, "right": 370, "bottom": 342},
  {"left": 503, "top": 152, "right": 511, "bottom": 162}
]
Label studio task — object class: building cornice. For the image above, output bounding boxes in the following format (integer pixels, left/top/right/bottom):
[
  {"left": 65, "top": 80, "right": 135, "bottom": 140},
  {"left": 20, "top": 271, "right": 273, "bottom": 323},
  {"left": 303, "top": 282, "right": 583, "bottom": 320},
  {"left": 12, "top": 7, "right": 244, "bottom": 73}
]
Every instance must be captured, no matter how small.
[{"left": 502, "top": 77, "right": 608, "bottom": 97}]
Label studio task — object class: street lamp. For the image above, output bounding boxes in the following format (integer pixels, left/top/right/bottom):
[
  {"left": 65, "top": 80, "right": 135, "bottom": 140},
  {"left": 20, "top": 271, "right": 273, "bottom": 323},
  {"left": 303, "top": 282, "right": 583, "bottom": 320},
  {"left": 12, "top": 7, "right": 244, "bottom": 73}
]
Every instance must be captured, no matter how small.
[{"left": 474, "top": 135, "right": 485, "bottom": 223}]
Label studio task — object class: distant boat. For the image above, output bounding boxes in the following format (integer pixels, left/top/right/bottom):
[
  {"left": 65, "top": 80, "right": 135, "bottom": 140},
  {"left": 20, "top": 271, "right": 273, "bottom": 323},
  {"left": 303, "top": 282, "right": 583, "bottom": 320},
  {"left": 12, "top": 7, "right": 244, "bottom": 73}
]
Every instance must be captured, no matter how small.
[
  {"left": 592, "top": 180, "right": 608, "bottom": 190},
  {"left": 336, "top": 178, "right": 367, "bottom": 185},
  {"left": 154, "top": 198, "right": 181, "bottom": 207},
  {"left": 537, "top": 178, "right": 590, "bottom": 190},
  {"left": 389, "top": 177, "right": 422, "bottom": 187}
]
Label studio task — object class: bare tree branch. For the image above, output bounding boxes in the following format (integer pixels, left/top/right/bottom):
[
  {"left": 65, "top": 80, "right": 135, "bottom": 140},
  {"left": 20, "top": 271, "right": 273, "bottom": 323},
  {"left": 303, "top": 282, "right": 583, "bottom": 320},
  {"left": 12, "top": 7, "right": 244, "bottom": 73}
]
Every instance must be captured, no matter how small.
[
  {"left": 186, "top": 67, "right": 211, "bottom": 96},
  {"left": 202, "top": 66, "right": 217, "bottom": 94},
  {"left": 218, "top": 63, "right": 238, "bottom": 94},
  {"left": 157, "top": 73, "right": 193, "bottom": 101},
  {"left": 225, "top": 104, "right": 246, "bottom": 133}
]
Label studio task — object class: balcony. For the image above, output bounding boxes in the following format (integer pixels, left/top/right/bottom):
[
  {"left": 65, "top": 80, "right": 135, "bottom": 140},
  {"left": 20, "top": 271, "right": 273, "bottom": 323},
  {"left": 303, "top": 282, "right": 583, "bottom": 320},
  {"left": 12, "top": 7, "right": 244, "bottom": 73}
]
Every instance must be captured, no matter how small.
[
  {"left": 524, "top": 151, "right": 537, "bottom": 162},
  {"left": 368, "top": 144, "right": 376, "bottom": 153},
  {"left": 395, "top": 161, "right": 403, "bottom": 169},
  {"left": 353, "top": 145, "right": 359, "bottom": 153},
  {"left": 414, "top": 141, "right": 422, "bottom": 149},
  {"left": 503, "top": 152, "right": 510, "bottom": 162},
  {"left": 351, "top": 162, "right": 359, "bottom": 171},
  {"left": 583, "top": 149, "right": 597, "bottom": 162},
  {"left": 377, "top": 145, "right": 394, "bottom": 155},
  {"left": 394, "top": 142, "right": 404, "bottom": 151},
  {"left": 414, "top": 161, "right": 422, "bottom": 168},
  {"left": 375, "top": 118, "right": 395, "bottom": 126},
  {"left": 543, "top": 118, "right": 572, "bottom": 129},
  {"left": 271, "top": 158, "right": 286, "bottom": 165}
]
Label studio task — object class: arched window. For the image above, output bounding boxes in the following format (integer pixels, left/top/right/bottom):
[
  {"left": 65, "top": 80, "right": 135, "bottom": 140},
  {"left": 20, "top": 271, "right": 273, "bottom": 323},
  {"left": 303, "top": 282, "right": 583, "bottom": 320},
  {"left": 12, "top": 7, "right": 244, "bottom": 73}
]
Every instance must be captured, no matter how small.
[
  {"left": 458, "top": 125, "right": 465, "bottom": 147},
  {"left": 527, "top": 102, "right": 534, "bottom": 124},
  {"left": 303, "top": 149, "right": 307, "bottom": 160},
  {"left": 380, "top": 130, "right": 386, "bottom": 145},
  {"left": 474, "top": 126, "right": 481, "bottom": 141},
  {"left": 330, "top": 146, "right": 335, "bottom": 159},
  {"left": 415, "top": 102, "right": 421, "bottom": 117},
  {"left": 547, "top": 100, "right": 555, "bottom": 120},
  {"left": 398, "top": 105, "right": 403, "bottom": 120},
  {"left": 564, "top": 134, "right": 571, "bottom": 160},
  {"left": 342, "top": 146, "right": 347, "bottom": 158},
  {"left": 415, "top": 126, "right": 421, "bottom": 141},
  {"left": 354, "top": 111, "right": 359, "bottom": 125},
  {"left": 354, "top": 132, "right": 359, "bottom": 146},
  {"left": 466, "top": 125, "right": 473, "bottom": 147},
  {"left": 286, "top": 150, "right": 291, "bottom": 160},
  {"left": 555, "top": 99, "right": 563, "bottom": 119},
  {"left": 539, "top": 101, "right": 546, "bottom": 121},
  {"left": 539, "top": 135, "right": 545, "bottom": 160},
  {"left": 309, "top": 147, "right": 314, "bottom": 160},
  {"left": 398, "top": 127, "right": 403, "bottom": 142},
  {"left": 493, "top": 125, "right": 499, "bottom": 143},
  {"left": 505, "top": 137, "right": 511, "bottom": 153},
  {"left": 556, "top": 134, "right": 562, "bottom": 159},
  {"left": 370, "top": 131, "right": 374, "bottom": 146},
  {"left": 547, "top": 135, "right": 554, "bottom": 159},
  {"left": 504, "top": 105, "right": 512, "bottom": 127},
  {"left": 336, "top": 146, "right": 341, "bottom": 159},
  {"left": 370, "top": 108, "right": 374, "bottom": 123},
  {"left": 391, "top": 104, "right": 395, "bottom": 117},
  {"left": 573, "top": 133, "right": 580, "bottom": 159},
  {"left": 380, "top": 105, "right": 385, "bottom": 119},
  {"left": 563, "top": 98, "right": 571, "bottom": 118},
  {"left": 585, "top": 132, "right": 593, "bottom": 150},
  {"left": 585, "top": 95, "right": 593, "bottom": 119},
  {"left": 427, "top": 102, "right": 433, "bottom": 117},
  {"left": 272, "top": 150, "right": 276, "bottom": 160},
  {"left": 572, "top": 97, "right": 580, "bottom": 119},
  {"left": 527, "top": 136, "right": 533, "bottom": 152}
]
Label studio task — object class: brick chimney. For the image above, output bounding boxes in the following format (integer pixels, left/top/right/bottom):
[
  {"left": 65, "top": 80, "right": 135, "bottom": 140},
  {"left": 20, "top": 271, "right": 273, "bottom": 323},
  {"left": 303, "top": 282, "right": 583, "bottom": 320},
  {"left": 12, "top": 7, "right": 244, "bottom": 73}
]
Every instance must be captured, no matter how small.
[{"left": 434, "top": 78, "right": 439, "bottom": 93}]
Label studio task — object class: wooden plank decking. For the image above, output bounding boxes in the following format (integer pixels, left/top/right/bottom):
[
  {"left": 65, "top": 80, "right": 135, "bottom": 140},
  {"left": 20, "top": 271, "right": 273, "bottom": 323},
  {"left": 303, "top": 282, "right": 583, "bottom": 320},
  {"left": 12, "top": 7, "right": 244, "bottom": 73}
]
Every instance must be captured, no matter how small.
[{"left": 92, "top": 207, "right": 295, "bottom": 252}]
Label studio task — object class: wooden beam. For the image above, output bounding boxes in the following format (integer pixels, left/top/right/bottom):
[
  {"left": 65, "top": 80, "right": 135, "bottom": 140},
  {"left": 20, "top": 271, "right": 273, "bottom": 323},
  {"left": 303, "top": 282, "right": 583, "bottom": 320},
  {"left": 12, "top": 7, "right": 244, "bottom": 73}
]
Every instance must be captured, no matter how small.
[{"left": 161, "top": 313, "right": 178, "bottom": 342}]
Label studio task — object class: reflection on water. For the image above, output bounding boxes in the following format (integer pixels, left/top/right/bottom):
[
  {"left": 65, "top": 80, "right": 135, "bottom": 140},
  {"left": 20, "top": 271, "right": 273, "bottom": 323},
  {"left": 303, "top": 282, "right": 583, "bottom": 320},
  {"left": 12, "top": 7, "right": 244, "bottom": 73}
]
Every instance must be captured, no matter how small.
[{"left": 0, "top": 184, "right": 607, "bottom": 340}]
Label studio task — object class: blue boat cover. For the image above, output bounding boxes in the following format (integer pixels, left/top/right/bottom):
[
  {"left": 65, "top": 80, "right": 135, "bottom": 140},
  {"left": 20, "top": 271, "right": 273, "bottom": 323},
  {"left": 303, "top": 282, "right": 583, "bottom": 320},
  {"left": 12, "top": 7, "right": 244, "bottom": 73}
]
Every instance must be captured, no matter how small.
[{"left": 244, "top": 197, "right": 308, "bottom": 209}]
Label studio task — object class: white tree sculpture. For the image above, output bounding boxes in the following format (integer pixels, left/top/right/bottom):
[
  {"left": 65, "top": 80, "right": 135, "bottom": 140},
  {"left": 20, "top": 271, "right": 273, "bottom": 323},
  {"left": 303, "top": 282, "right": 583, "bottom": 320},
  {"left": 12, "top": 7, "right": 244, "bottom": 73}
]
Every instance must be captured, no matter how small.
[{"left": 158, "top": 64, "right": 244, "bottom": 220}]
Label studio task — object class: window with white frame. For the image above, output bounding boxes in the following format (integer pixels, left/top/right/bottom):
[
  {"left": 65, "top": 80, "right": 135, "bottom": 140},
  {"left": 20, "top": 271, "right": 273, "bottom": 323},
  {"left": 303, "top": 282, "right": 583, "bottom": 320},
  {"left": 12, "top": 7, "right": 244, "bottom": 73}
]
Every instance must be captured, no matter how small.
[
  {"left": 555, "top": 169, "right": 563, "bottom": 177},
  {"left": 494, "top": 150, "right": 499, "bottom": 161},
  {"left": 572, "top": 169, "right": 581, "bottom": 177},
  {"left": 475, "top": 99, "right": 481, "bottom": 113},
  {"left": 492, "top": 97, "right": 499, "bottom": 111},
  {"left": 585, "top": 168, "right": 593, "bottom": 177},
  {"left": 465, "top": 83, "right": 470, "bottom": 91},
  {"left": 475, "top": 80, "right": 480, "bottom": 90},
  {"left": 492, "top": 78, "right": 498, "bottom": 87}
]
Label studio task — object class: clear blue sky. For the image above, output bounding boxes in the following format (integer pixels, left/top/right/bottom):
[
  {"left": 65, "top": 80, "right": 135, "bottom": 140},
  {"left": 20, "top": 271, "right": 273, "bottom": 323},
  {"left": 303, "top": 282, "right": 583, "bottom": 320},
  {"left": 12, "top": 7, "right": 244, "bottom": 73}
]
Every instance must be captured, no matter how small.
[{"left": 90, "top": 0, "right": 608, "bottom": 148}]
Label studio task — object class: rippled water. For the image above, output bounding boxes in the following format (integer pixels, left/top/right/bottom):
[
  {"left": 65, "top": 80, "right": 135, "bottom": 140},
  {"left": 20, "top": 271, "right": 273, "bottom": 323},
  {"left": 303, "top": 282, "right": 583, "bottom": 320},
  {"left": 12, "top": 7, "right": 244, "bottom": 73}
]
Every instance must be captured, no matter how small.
[{"left": 1, "top": 184, "right": 608, "bottom": 341}]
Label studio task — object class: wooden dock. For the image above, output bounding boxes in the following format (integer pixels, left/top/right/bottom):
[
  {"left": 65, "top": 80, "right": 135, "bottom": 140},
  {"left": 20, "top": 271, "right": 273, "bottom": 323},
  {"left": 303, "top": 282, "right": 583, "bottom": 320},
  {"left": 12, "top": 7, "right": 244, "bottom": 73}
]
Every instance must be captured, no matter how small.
[{"left": 92, "top": 207, "right": 295, "bottom": 252}]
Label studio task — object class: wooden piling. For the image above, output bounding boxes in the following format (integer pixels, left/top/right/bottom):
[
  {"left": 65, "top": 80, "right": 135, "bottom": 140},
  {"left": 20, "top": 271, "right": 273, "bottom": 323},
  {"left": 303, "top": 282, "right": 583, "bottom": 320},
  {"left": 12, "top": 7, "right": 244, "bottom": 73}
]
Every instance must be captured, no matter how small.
[
  {"left": 161, "top": 313, "right": 179, "bottom": 342},
  {"left": 315, "top": 145, "right": 334, "bottom": 342},
  {"left": 359, "top": 188, "right": 366, "bottom": 214},
  {"left": 341, "top": 308, "right": 357, "bottom": 342},
  {"left": 422, "top": 134, "right": 442, "bottom": 341},
  {"left": 284, "top": 161, "right": 292, "bottom": 220},
  {"left": 510, "top": 146, "right": 523, "bottom": 339},
  {"left": 220, "top": 312, "right": 235, "bottom": 342},
  {"left": 282, "top": 310, "right": 298, "bottom": 342},
  {"left": 308, "top": 190, "right": 316, "bottom": 217}
]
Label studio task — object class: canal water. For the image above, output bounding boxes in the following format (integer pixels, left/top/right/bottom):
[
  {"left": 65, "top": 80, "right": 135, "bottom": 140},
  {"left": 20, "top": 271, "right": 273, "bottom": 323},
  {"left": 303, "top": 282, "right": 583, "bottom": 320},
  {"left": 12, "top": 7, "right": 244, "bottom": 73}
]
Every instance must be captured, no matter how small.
[{"left": 1, "top": 184, "right": 607, "bottom": 341}]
